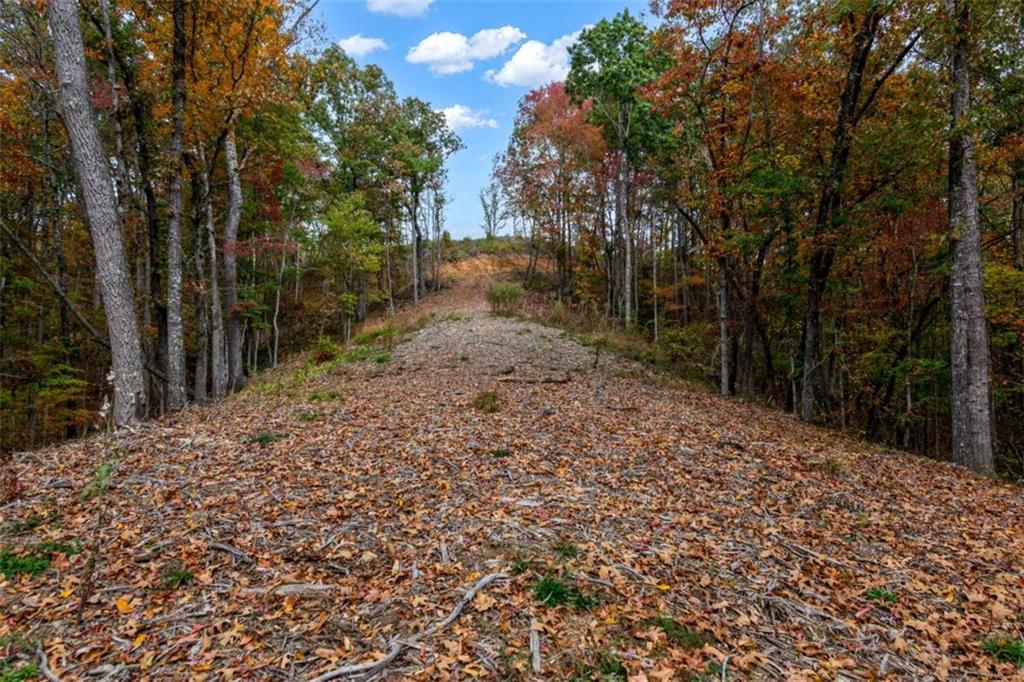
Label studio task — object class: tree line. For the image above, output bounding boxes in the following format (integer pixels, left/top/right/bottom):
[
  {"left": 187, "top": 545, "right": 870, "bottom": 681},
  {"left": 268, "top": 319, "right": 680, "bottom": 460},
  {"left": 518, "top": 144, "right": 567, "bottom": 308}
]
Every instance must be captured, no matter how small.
[
  {"left": 0, "top": 0, "right": 460, "bottom": 453},
  {"left": 494, "top": 0, "right": 1023, "bottom": 475}
]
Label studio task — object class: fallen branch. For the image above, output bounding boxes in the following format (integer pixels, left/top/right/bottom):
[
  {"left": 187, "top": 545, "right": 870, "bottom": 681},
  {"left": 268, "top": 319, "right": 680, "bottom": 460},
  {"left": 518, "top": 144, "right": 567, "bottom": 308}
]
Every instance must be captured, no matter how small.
[
  {"left": 308, "top": 572, "right": 509, "bottom": 682},
  {"left": 37, "top": 643, "right": 62, "bottom": 682},
  {"left": 208, "top": 541, "right": 253, "bottom": 564},
  {"left": 496, "top": 375, "right": 571, "bottom": 384}
]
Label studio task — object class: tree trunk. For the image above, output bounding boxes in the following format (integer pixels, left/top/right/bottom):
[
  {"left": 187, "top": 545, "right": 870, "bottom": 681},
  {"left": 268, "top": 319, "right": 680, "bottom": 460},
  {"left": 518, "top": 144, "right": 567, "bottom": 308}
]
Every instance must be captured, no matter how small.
[
  {"left": 1012, "top": 157, "right": 1022, "bottom": 270},
  {"left": 800, "top": 9, "right": 880, "bottom": 422},
  {"left": 947, "top": 0, "right": 993, "bottom": 474},
  {"left": 48, "top": 0, "right": 146, "bottom": 425},
  {"left": 164, "top": 0, "right": 187, "bottom": 410},
  {"left": 190, "top": 162, "right": 208, "bottom": 403},
  {"left": 223, "top": 127, "right": 245, "bottom": 390},
  {"left": 198, "top": 144, "right": 228, "bottom": 399},
  {"left": 717, "top": 258, "right": 730, "bottom": 396},
  {"left": 619, "top": 153, "right": 632, "bottom": 326}
]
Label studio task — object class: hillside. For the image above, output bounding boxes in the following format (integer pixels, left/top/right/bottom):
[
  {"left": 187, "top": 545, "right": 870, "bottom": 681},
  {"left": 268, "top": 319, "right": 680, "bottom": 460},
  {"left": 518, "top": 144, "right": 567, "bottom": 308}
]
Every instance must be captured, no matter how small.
[{"left": 2, "top": 263, "right": 1023, "bottom": 681}]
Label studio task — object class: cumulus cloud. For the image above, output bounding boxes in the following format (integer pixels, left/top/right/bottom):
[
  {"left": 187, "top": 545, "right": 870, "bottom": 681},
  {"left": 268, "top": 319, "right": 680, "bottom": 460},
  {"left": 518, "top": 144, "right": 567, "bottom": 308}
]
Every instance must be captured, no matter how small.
[
  {"left": 366, "top": 0, "right": 433, "bottom": 17},
  {"left": 407, "top": 26, "right": 526, "bottom": 75},
  {"left": 337, "top": 34, "right": 388, "bottom": 58},
  {"left": 439, "top": 104, "right": 499, "bottom": 132},
  {"left": 484, "top": 30, "right": 584, "bottom": 88}
]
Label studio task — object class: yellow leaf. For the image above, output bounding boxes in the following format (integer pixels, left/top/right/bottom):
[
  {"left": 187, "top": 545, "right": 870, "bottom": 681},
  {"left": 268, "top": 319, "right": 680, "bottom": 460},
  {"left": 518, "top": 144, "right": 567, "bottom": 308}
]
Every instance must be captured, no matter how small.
[
  {"left": 657, "top": 583, "right": 671, "bottom": 591},
  {"left": 132, "top": 634, "right": 147, "bottom": 649},
  {"left": 115, "top": 596, "right": 133, "bottom": 614}
]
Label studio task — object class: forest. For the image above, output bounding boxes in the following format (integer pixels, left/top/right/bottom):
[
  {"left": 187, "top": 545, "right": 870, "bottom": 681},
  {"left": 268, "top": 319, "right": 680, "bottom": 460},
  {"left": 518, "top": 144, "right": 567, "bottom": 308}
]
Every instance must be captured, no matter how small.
[
  {"left": 1, "top": 0, "right": 462, "bottom": 452},
  {"left": 1, "top": 0, "right": 1023, "bottom": 679}
]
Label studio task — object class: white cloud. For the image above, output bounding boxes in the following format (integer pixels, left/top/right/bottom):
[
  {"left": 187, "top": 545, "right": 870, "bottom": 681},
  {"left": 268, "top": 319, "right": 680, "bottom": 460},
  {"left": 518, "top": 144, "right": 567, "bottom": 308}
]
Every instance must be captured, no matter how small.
[
  {"left": 439, "top": 104, "right": 499, "bottom": 132},
  {"left": 337, "top": 34, "right": 388, "bottom": 58},
  {"left": 484, "top": 29, "right": 584, "bottom": 88},
  {"left": 407, "top": 26, "right": 526, "bottom": 75},
  {"left": 366, "top": 0, "right": 433, "bottom": 17}
]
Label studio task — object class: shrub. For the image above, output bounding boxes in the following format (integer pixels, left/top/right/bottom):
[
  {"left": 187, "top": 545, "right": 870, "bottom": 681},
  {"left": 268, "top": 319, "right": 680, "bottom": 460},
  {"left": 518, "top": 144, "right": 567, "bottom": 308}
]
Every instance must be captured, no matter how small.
[
  {"left": 491, "top": 448, "right": 512, "bottom": 458},
  {"left": 248, "top": 432, "right": 277, "bottom": 446},
  {"left": 161, "top": 563, "right": 195, "bottom": 589},
  {"left": 553, "top": 542, "right": 579, "bottom": 559},
  {"left": 352, "top": 324, "right": 398, "bottom": 347},
  {"left": 311, "top": 337, "right": 342, "bottom": 364},
  {"left": 472, "top": 390, "right": 501, "bottom": 413},
  {"left": 486, "top": 282, "right": 523, "bottom": 315}
]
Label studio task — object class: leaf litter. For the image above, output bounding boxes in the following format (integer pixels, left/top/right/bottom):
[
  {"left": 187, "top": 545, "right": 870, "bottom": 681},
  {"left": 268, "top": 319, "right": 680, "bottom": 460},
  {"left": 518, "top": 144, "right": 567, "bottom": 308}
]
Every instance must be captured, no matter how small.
[{"left": 2, "top": 267, "right": 1023, "bottom": 680}]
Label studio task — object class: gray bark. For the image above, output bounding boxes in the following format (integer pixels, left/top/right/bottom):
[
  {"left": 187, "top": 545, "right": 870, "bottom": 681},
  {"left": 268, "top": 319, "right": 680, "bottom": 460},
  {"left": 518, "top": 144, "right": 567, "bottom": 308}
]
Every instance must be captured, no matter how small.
[
  {"left": 717, "top": 259, "right": 730, "bottom": 396},
  {"left": 190, "top": 163, "right": 208, "bottom": 403},
  {"left": 947, "top": 0, "right": 993, "bottom": 474},
  {"left": 198, "top": 144, "right": 228, "bottom": 399},
  {"left": 48, "top": 0, "right": 146, "bottom": 426},
  {"left": 224, "top": 127, "right": 245, "bottom": 390},
  {"left": 165, "top": 0, "right": 187, "bottom": 410}
]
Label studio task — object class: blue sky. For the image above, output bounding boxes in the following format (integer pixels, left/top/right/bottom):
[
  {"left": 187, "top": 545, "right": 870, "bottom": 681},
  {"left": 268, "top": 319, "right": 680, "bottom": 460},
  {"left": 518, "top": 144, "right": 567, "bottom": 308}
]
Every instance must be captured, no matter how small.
[{"left": 314, "top": 0, "right": 647, "bottom": 238}]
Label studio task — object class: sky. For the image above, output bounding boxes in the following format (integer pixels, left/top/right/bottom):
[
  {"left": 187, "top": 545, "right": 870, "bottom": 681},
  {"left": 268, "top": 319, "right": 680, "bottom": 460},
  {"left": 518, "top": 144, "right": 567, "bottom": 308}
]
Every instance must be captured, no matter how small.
[{"left": 314, "top": 0, "right": 647, "bottom": 238}]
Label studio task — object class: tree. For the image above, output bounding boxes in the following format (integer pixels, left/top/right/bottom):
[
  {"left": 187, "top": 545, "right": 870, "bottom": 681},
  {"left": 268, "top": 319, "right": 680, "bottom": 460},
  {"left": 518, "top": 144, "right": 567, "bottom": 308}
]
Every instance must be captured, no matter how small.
[
  {"left": 47, "top": 0, "right": 146, "bottom": 425},
  {"left": 165, "top": 0, "right": 187, "bottom": 409},
  {"left": 946, "top": 0, "right": 993, "bottom": 473},
  {"left": 567, "top": 10, "right": 668, "bottom": 326},
  {"left": 480, "top": 183, "right": 505, "bottom": 239}
]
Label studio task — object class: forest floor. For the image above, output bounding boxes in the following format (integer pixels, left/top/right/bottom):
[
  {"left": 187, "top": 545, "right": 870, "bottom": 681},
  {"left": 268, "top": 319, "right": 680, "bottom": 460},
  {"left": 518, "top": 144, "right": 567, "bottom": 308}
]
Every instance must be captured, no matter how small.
[{"left": 3, "top": 257, "right": 1023, "bottom": 681}]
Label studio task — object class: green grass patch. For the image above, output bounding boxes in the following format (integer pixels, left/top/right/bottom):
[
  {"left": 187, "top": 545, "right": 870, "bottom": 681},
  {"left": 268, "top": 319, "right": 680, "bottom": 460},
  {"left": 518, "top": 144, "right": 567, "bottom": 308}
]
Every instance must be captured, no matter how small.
[
  {"left": 651, "top": 617, "right": 711, "bottom": 649},
  {"left": 1, "top": 510, "right": 55, "bottom": 536},
  {"left": 160, "top": 563, "right": 195, "bottom": 589},
  {"left": 571, "top": 653, "right": 627, "bottom": 682},
  {"left": 472, "top": 390, "right": 501, "bottom": 413},
  {"left": 981, "top": 635, "right": 1024, "bottom": 666},
  {"left": 510, "top": 557, "right": 531, "bottom": 576},
  {"left": 0, "top": 541, "right": 77, "bottom": 579},
  {"left": 352, "top": 324, "right": 399, "bottom": 346},
  {"left": 307, "top": 389, "right": 341, "bottom": 402},
  {"left": 445, "top": 310, "right": 472, "bottom": 321},
  {"left": 310, "top": 337, "right": 342, "bottom": 364},
  {"left": 553, "top": 542, "right": 579, "bottom": 559},
  {"left": 864, "top": 587, "right": 898, "bottom": 604},
  {"left": 0, "top": 661, "right": 38, "bottom": 682},
  {"left": 533, "top": 574, "right": 597, "bottom": 609},
  {"left": 491, "top": 448, "right": 512, "bottom": 458},
  {"left": 248, "top": 432, "right": 278, "bottom": 446}
]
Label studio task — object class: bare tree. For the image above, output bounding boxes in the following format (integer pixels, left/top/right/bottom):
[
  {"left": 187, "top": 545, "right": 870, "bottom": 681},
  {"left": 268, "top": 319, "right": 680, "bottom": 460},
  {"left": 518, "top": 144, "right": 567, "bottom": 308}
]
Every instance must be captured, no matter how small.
[
  {"left": 47, "top": 0, "right": 146, "bottom": 425},
  {"left": 947, "top": 0, "right": 993, "bottom": 474}
]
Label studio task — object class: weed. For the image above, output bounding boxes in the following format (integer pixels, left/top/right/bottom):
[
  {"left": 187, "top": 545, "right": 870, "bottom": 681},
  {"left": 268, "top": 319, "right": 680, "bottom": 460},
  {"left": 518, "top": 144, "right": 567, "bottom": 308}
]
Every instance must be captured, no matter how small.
[
  {"left": 1, "top": 511, "right": 54, "bottom": 536},
  {"left": 981, "top": 636, "right": 1024, "bottom": 666},
  {"left": 311, "top": 337, "right": 342, "bottom": 364},
  {"left": 472, "top": 390, "right": 501, "bottom": 413},
  {"left": 0, "top": 662, "right": 38, "bottom": 682},
  {"left": 340, "top": 346, "right": 390, "bottom": 364},
  {"left": 598, "top": 652, "right": 627, "bottom": 680},
  {"left": 651, "top": 617, "right": 711, "bottom": 649},
  {"left": 0, "top": 539, "right": 77, "bottom": 579},
  {"left": 491, "top": 448, "right": 512, "bottom": 458},
  {"left": 160, "top": 564, "right": 195, "bottom": 589},
  {"left": 510, "top": 557, "right": 531, "bottom": 575},
  {"left": 0, "top": 550, "right": 50, "bottom": 579},
  {"left": 79, "top": 459, "right": 117, "bottom": 501},
  {"left": 352, "top": 324, "right": 398, "bottom": 346},
  {"left": 864, "top": 587, "right": 898, "bottom": 604},
  {"left": 307, "top": 389, "right": 340, "bottom": 402},
  {"left": 445, "top": 310, "right": 471, "bottom": 321},
  {"left": 533, "top": 574, "right": 597, "bottom": 609},
  {"left": 248, "top": 432, "right": 277, "bottom": 446},
  {"left": 553, "top": 542, "right": 579, "bottom": 559}
]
